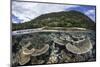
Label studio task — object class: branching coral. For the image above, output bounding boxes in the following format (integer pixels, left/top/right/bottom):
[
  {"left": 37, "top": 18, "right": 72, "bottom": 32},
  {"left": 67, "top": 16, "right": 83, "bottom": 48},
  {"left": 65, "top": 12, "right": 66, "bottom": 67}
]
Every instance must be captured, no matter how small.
[{"left": 47, "top": 43, "right": 59, "bottom": 64}]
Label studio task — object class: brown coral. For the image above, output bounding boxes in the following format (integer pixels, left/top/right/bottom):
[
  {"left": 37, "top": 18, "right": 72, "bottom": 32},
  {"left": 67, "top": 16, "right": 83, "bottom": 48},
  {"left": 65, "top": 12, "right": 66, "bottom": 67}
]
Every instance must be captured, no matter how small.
[
  {"left": 53, "top": 37, "right": 67, "bottom": 46},
  {"left": 17, "top": 42, "right": 49, "bottom": 65},
  {"left": 32, "top": 44, "right": 49, "bottom": 56},
  {"left": 18, "top": 49, "right": 31, "bottom": 65},
  {"left": 17, "top": 42, "right": 34, "bottom": 65}
]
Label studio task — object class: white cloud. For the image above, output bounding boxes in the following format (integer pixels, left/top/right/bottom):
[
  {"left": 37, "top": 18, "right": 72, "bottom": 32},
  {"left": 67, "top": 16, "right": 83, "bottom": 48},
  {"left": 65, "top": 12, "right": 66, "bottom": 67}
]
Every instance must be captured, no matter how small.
[
  {"left": 85, "top": 9, "right": 95, "bottom": 21},
  {"left": 12, "top": 1, "right": 79, "bottom": 23},
  {"left": 85, "top": 9, "right": 95, "bottom": 15}
]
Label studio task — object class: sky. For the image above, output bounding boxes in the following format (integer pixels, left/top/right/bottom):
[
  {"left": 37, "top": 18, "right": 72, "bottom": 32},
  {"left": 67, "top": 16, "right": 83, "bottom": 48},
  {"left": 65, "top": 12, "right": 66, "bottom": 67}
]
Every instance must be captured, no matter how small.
[{"left": 12, "top": 1, "right": 96, "bottom": 23}]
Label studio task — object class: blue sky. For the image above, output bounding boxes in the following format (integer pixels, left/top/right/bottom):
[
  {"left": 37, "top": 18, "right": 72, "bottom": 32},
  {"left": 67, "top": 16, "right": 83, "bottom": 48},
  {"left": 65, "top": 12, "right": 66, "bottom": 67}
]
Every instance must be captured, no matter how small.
[
  {"left": 66, "top": 6, "right": 96, "bottom": 21},
  {"left": 12, "top": 1, "right": 96, "bottom": 23}
]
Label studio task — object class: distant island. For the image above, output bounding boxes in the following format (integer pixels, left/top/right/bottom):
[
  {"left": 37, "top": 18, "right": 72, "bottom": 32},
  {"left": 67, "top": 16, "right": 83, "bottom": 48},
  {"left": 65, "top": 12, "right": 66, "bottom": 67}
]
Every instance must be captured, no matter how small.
[{"left": 12, "top": 10, "right": 96, "bottom": 31}]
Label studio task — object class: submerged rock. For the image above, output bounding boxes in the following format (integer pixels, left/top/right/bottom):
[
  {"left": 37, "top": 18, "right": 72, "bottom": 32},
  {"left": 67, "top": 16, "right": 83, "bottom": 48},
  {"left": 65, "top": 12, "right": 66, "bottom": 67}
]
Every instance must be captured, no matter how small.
[
  {"left": 31, "top": 57, "right": 45, "bottom": 64},
  {"left": 60, "top": 50, "right": 71, "bottom": 63}
]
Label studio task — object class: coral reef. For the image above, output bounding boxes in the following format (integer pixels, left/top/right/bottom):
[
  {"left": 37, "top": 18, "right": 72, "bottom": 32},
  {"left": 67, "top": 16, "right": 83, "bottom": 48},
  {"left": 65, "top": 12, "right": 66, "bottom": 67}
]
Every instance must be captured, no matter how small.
[{"left": 12, "top": 30, "right": 96, "bottom": 66}]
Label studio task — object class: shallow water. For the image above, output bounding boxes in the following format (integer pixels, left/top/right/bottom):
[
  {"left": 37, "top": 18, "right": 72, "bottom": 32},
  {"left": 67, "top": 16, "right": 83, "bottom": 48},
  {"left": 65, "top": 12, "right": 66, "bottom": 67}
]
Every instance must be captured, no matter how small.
[{"left": 12, "top": 30, "right": 96, "bottom": 66}]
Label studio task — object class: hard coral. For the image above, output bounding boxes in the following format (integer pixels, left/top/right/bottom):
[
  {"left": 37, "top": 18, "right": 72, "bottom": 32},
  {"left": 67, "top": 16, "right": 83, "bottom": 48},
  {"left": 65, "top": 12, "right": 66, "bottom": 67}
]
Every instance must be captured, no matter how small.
[
  {"left": 32, "top": 44, "right": 49, "bottom": 56},
  {"left": 65, "top": 37, "right": 92, "bottom": 54},
  {"left": 18, "top": 41, "right": 49, "bottom": 65}
]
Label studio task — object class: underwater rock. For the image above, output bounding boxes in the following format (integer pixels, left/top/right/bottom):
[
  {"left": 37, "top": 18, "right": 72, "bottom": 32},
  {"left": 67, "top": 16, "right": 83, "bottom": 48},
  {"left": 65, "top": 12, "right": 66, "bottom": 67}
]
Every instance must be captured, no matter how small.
[
  {"left": 31, "top": 57, "right": 45, "bottom": 64},
  {"left": 12, "top": 53, "right": 19, "bottom": 66},
  {"left": 60, "top": 50, "right": 71, "bottom": 63}
]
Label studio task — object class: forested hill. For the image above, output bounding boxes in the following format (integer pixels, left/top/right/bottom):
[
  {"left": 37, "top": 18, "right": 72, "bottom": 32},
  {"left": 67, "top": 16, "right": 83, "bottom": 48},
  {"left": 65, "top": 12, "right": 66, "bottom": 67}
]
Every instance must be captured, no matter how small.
[{"left": 12, "top": 10, "right": 96, "bottom": 31}]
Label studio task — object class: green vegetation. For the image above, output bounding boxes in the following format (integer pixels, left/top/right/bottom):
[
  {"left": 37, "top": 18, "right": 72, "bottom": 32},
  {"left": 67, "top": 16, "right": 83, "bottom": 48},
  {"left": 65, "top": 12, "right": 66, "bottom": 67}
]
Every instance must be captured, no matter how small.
[{"left": 12, "top": 10, "right": 96, "bottom": 31}]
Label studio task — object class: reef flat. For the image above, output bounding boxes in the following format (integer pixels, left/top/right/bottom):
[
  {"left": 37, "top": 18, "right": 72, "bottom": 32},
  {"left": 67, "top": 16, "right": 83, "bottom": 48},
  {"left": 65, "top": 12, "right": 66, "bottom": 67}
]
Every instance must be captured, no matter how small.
[{"left": 12, "top": 29, "right": 96, "bottom": 66}]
